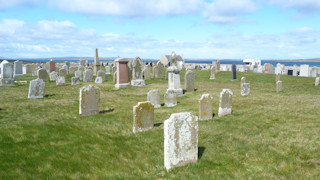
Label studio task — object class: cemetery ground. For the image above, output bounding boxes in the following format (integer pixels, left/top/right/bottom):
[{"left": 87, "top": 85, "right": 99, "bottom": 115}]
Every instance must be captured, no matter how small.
[{"left": 0, "top": 70, "right": 319, "bottom": 179}]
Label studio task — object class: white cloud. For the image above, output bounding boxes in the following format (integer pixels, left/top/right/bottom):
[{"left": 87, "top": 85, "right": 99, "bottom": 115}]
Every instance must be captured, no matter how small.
[
  {"left": 0, "top": 0, "right": 41, "bottom": 9},
  {"left": 269, "top": 0, "right": 320, "bottom": 14},
  {"left": 203, "top": 0, "right": 258, "bottom": 23}
]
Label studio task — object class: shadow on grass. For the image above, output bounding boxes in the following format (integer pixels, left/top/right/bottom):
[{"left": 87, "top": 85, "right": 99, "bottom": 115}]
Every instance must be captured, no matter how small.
[
  {"left": 212, "top": 113, "right": 215, "bottom": 118},
  {"left": 0, "top": 108, "right": 2, "bottom": 111},
  {"left": 44, "top": 94, "right": 55, "bottom": 98},
  {"left": 161, "top": 103, "right": 165, "bottom": 107},
  {"left": 198, "top": 146, "right": 205, "bottom": 159},
  {"left": 154, "top": 123, "right": 162, "bottom": 127},
  {"left": 183, "top": 89, "right": 187, "bottom": 94},
  {"left": 99, "top": 109, "right": 114, "bottom": 114}
]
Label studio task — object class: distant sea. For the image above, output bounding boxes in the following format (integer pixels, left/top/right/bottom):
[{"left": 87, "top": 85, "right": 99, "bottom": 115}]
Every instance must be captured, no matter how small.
[{"left": 19, "top": 59, "right": 320, "bottom": 67}]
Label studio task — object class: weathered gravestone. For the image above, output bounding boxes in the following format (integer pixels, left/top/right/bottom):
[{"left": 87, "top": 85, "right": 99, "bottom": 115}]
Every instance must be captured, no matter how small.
[
  {"left": 276, "top": 81, "right": 282, "bottom": 92},
  {"left": 210, "top": 65, "right": 216, "bottom": 80},
  {"left": 37, "top": 68, "right": 48, "bottom": 81},
  {"left": 164, "top": 112, "right": 198, "bottom": 171},
  {"left": 131, "top": 57, "right": 145, "bottom": 87},
  {"left": 241, "top": 77, "right": 246, "bottom": 85},
  {"left": 97, "top": 70, "right": 106, "bottom": 82},
  {"left": 56, "top": 76, "right": 65, "bottom": 86},
  {"left": 218, "top": 89, "right": 233, "bottom": 117},
  {"left": 49, "top": 71, "right": 58, "bottom": 81},
  {"left": 105, "top": 66, "right": 111, "bottom": 75},
  {"left": 14, "top": 60, "right": 23, "bottom": 77},
  {"left": 59, "top": 69, "right": 67, "bottom": 78},
  {"left": 83, "top": 69, "right": 93, "bottom": 82},
  {"left": 300, "top": 65, "right": 309, "bottom": 77},
  {"left": 232, "top": 64, "right": 236, "bottom": 80},
  {"left": 75, "top": 70, "right": 83, "bottom": 80},
  {"left": 62, "top": 65, "right": 69, "bottom": 75},
  {"left": 142, "top": 64, "right": 152, "bottom": 80},
  {"left": 199, "top": 94, "right": 213, "bottom": 120},
  {"left": 25, "top": 64, "right": 33, "bottom": 74},
  {"left": 113, "top": 71, "right": 117, "bottom": 83},
  {"left": 28, "top": 78, "right": 45, "bottom": 98},
  {"left": 292, "top": 65, "right": 298, "bottom": 76},
  {"left": 133, "top": 101, "right": 154, "bottom": 133},
  {"left": 80, "top": 59, "right": 86, "bottom": 67},
  {"left": 315, "top": 77, "right": 319, "bottom": 86},
  {"left": 185, "top": 70, "right": 195, "bottom": 92},
  {"left": 69, "top": 67, "right": 77, "bottom": 75},
  {"left": 0, "top": 61, "right": 15, "bottom": 86},
  {"left": 71, "top": 77, "right": 80, "bottom": 85},
  {"left": 310, "top": 67, "right": 318, "bottom": 77},
  {"left": 79, "top": 85, "right": 100, "bottom": 116},
  {"left": 49, "top": 60, "right": 55, "bottom": 72},
  {"left": 164, "top": 90, "right": 177, "bottom": 107},
  {"left": 241, "top": 83, "right": 250, "bottom": 96},
  {"left": 115, "top": 58, "right": 130, "bottom": 89},
  {"left": 166, "top": 52, "right": 183, "bottom": 97},
  {"left": 147, "top": 89, "right": 161, "bottom": 108},
  {"left": 95, "top": 76, "right": 103, "bottom": 84},
  {"left": 153, "top": 61, "right": 163, "bottom": 78},
  {"left": 276, "top": 73, "right": 280, "bottom": 82}
]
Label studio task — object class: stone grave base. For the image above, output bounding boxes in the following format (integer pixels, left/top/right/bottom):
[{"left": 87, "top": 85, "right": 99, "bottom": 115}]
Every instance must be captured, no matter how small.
[
  {"left": 166, "top": 88, "right": 183, "bottom": 97},
  {"left": 131, "top": 79, "right": 145, "bottom": 87},
  {"left": 218, "top": 107, "right": 232, "bottom": 117},
  {"left": 115, "top": 83, "right": 130, "bottom": 89},
  {"left": 14, "top": 74, "right": 24, "bottom": 78},
  {"left": 0, "top": 78, "right": 15, "bottom": 86}
]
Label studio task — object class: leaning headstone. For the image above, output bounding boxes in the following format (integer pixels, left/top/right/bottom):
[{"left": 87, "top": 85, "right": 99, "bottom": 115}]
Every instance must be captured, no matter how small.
[
  {"left": 28, "top": 79, "right": 46, "bottom": 99},
  {"left": 79, "top": 85, "right": 100, "bottom": 116},
  {"left": 315, "top": 77, "right": 319, "bottom": 86},
  {"left": 97, "top": 70, "right": 106, "bottom": 82},
  {"left": 210, "top": 66, "right": 216, "bottom": 80},
  {"left": 37, "top": 68, "right": 48, "bottom": 81},
  {"left": 14, "top": 60, "right": 23, "bottom": 77},
  {"left": 0, "top": 62, "right": 15, "bottom": 86},
  {"left": 241, "top": 83, "right": 250, "bottom": 96},
  {"left": 185, "top": 70, "right": 195, "bottom": 92},
  {"left": 232, "top": 64, "right": 236, "bottom": 80},
  {"left": 95, "top": 76, "right": 103, "bottom": 84},
  {"left": 164, "top": 90, "right": 177, "bottom": 107},
  {"left": 276, "top": 81, "right": 282, "bottom": 92},
  {"left": 71, "top": 77, "right": 80, "bottom": 85},
  {"left": 83, "top": 69, "right": 93, "bottom": 82},
  {"left": 59, "top": 69, "right": 67, "bottom": 78},
  {"left": 164, "top": 112, "right": 198, "bottom": 171},
  {"left": 49, "top": 71, "right": 58, "bottom": 81},
  {"left": 131, "top": 56, "right": 145, "bottom": 87},
  {"left": 28, "top": 79, "right": 45, "bottom": 98},
  {"left": 147, "top": 89, "right": 161, "bottom": 108},
  {"left": 199, "top": 94, "right": 213, "bottom": 120},
  {"left": 218, "top": 89, "right": 233, "bottom": 117},
  {"left": 56, "top": 76, "right": 65, "bottom": 86},
  {"left": 276, "top": 73, "right": 280, "bottom": 82},
  {"left": 133, "top": 101, "right": 154, "bottom": 133}
]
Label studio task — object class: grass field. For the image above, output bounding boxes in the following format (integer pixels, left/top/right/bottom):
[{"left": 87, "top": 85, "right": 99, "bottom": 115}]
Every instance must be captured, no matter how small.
[{"left": 0, "top": 70, "right": 319, "bottom": 179}]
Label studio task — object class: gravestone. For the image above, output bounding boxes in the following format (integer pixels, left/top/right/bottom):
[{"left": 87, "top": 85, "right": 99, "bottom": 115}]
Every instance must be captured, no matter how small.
[
  {"left": 75, "top": 70, "right": 83, "bottom": 80},
  {"left": 153, "top": 61, "right": 163, "bottom": 78},
  {"left": 97, "top": 70, "right": 106, "bottom": 82},
  {"left": 115, "top": 58, "right": 130, "bottom": 89},
  {"left": 315, "top": 77, "right": 319, "bottom": 86},
  {"left": 71, "top": 77, "right": 80, "bottom": 85},
  {"left": 232, "top": 64, "right": 236, "bottom": 80},
  {"left": 164, "top": 90, "right": 177, "bottom": 107},
  {"left": 28, "top": 79, "right": 45, "bottom": 98},
  {"left": 241, "top": 83, "right": 250, "bottom": 96},
  {"left": 69, "top": 67, "right": 77, "bottom": 74},
  {"left": 0, "top": 62, "right": 15, "bottom": 86},
  {"left": 217, "top": 60, "right": 220, "bottom": 70},
  {"left": 25, "top": 64, "right": 33, "bottom": 74},
  {"left": 185, "top": 70, "right": 195, "bottom": 92},
  {"left": 143, "top": 65, "right": 151, "bottom": 80},
  {"left": 218, "top": 89, "right": 233, "bottom": 117},
  {"left": 210, "top": 65, "right": 216, "bottom": 80},
  {"left": 164, "top": 112, "right": 198, "bottom": 171},
  {"left": 166, "top": 52, "right": 183, "bottom": 97},
  {"left": 66, "top": 62, "right": 70, "bottom": 70},
  {"left": 113, "top": 71, "right": 117, "bottom": 83},
  {"left": 14, "top": 60, "right": 23, "bottom": 77},
  {"left": 276, "top": 81, "right": 282, "bottom": 92},
  {"left": 310, "top": 67, "right": 318, "bottom": 77},
  {"left": 292, "top": 65, "right": 298, "bottom": 76},
  {"left": 133, "top": 101, "right": 154, "bottom": 133},
  {"left": 37, "top": 68, "right": 48, "bottom": 81},
  {"left": 241, "top": 77, "right": 246, "bottom": 85},
  {"left": 59, "top": 69, "right": 67, "bottom": 78},
  {"left": 79, "top": 85, "right": 100, "bottom": 116},
  {"left": 300, "top": 65, "right": 309, "bottom": 77},
  {"left": 49, "top": 60, "right": 55, "bottom": 72},
  {"left": 257, "top": 65, "right": 263, "bottom": 73},
  {"left": 105, "top": 66, "right": 111, "bottom": 75},
  {"left": 62, "top": 65, "right": 69, "bottom": 75},
  {"left": 80, "top": 59, "right": 86, "bottom": 67},
  {"left": 83, "top": 69, "right": 93, "bottom": 82},
  {"left": 276, "top": 73, "right": 280, "bottom": 82},
  {"left": 95, "top": 76, "right": 103, "bottom": 84},
  {"left": 131, "top": 56, "right": 145, "bottom": 87},
  {"left": 56, "top": 76, "right": 65, "bottom": 86},
  {"left": 112, "top": 66, "right": 117, "bottom": 76},
  {"left": 199, "top": 94, "right": 213, "bottom": 120},
  {"left": 49, "top": 71, "right": 58, "bottom": 81},
  {"left": 147, "top": 89, "right": 161, "bottom": 108}
]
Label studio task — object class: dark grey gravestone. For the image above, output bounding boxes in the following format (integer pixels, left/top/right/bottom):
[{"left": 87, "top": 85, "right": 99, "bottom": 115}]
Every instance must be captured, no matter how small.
[{"left": 232, "top": 64, "right": 236, "bottom": 80}]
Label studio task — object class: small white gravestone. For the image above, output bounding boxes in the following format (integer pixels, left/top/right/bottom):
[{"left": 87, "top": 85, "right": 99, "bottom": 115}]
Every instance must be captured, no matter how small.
[
  {"left": 79, "top": 85, "right": 100, "bottom": 116},
  {"left": 71, "top": 77, "right": 80, "bottom": 85},
  {"left": 218, "top": 89, "right": 233, "bottom": 117},
  {"left": 0, "top": 61, "right": 15, "bottom": 86},
  {"left": 147, "top": 89, "right": 161, "bottom": 108},
  {"left": 315, "top": 77, "right": 319, "bottom": 86},
  {"left": 56, "top": 76, "right": 65, "bottom": 86},
  {"left": 95, "top": 76, "right": 103, "bottom": 84},
  {"left": 164, "top": 112, "right": 198, "bottom": 171},
  {"left": 28, "top": 78, "right": 45, "bottom": 98},
  {"left": 164, "top": 90, "right": 177, "bottom": 107},
  {"left": 310, "top": 67, "right": 318, "bottom": 77},
  {"left": 241, "top": 83, "right": 250, "bottom": 96},
  {"left": 300, "top": 65, "right": 310, "bottom": 77},
  {"left": 199, "top": 94, "right": 213, "bottom": 120},
  {"left": 133, "top": 101, "right": 154, "bottom": 133},
  {"left": 105, "top": 66, "right": 111, "bottom": 75},
  {"left": 49, "top": 71, "right": 58, "bottom": 81}
]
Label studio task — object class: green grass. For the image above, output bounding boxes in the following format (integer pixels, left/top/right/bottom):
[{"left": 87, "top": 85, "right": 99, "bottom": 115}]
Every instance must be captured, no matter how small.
[{"left": 0, "top": 70, "right": 319, "bottom": 179}]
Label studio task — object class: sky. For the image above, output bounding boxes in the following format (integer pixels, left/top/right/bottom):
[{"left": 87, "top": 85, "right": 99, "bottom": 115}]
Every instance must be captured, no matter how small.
[{"left": 0, "top": 0, "right": 320, "bottom": 60}]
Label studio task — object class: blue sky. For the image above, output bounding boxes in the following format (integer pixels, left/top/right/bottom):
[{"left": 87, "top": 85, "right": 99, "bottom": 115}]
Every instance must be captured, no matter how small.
[{"left": 0, "top": 0, "right": 320, "bottom": 59}]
